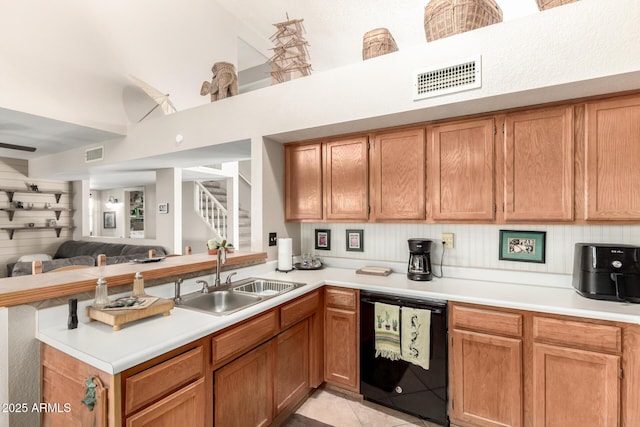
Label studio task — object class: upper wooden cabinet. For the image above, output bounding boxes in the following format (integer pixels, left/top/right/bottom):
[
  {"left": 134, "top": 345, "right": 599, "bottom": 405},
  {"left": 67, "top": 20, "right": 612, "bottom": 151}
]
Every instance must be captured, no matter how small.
[
  {"left": 324, "top": 136, "right": 369, "bottom": 221},
  {"left": 428, "top": 118, "right": 496, "bottom": 221},
  {"left": 285, "top": 143, "right": 323, "bottom": 221},
  {"left": 501, "top": 107, "right": 574, "bottom": 222},
  {"left": 370, "top": 128, "right": 426, "bottom": 221},
  {"left": 585, "top": 95, "right": 640, "bottom": 220},
  {"left": 284, "top": 92, "right": 640, "bottom": 224}
]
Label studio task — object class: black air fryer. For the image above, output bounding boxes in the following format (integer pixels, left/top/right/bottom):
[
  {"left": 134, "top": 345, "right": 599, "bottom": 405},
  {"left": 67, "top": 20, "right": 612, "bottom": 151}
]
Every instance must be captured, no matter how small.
[{"left": 572, "top": 243, "right": 640, "bottom": 303}]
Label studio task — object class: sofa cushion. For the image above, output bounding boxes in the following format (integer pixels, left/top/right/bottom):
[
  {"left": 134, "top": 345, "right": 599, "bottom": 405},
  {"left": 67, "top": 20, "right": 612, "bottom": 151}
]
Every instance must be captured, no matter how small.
[
  {"left": 18, "top": 254, "right": 52, "bottom": 262},
  {"left": 53, "top": 240, "right": 168, "bottom": 259},
  {"left": 11, "top": 256, "right": 96, "bottom": 276}
]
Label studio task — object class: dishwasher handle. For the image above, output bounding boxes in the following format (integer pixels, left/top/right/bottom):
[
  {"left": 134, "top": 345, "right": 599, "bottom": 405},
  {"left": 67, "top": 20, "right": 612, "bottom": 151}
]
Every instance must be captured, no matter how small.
[{"left": 360, "top": 297, "right": 444, "bottom": 314}]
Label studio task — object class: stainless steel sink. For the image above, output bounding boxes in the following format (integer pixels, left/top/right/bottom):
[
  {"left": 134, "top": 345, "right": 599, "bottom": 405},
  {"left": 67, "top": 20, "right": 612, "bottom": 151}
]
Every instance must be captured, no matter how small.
[
  {"left": 178, "top": 278, "right": 305, "bottom": 316},
  {"left": 233, "top": 279, "right": 297, "bottom": 296},
  {"left": 180, "top": 290, "right": 262, "bottom": 315}
]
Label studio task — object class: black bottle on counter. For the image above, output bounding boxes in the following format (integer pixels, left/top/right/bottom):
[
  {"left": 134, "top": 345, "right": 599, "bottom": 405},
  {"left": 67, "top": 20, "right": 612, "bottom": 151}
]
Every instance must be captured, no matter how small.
[{"left": 67, "top": 298, "right": 78, "bottom": 329}]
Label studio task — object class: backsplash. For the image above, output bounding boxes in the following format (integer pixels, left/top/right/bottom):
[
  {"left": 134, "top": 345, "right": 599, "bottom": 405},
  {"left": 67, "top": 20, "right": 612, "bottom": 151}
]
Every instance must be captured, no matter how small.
[{"left": 300, "top": 223, "right": 640, "bottom": 275}]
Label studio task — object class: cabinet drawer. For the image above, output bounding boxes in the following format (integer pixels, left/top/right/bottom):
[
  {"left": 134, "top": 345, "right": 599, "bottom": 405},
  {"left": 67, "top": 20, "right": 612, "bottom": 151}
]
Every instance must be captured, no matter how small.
[
  {"left": 533, "top": 316, "right": 622, "bottom": 353},
  {"left": 125, "top": 346, "right": 203, "bottom": 415},
  {"left": 281, "top": 290, "right": 320, "bottom": 329},
  {"left": 326, "top": 287, "right": 357, "bottom": 310},
  {"left": 452, "top": 304, "right": 522, "bottom": 337},
  {"left": 212, "top": 310, "right": 279, "bottom": 364}
]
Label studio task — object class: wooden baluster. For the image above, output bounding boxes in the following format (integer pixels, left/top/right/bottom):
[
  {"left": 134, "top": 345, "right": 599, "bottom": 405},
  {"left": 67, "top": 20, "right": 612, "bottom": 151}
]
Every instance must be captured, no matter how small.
[
  {"left": 96, "top": 254, "right": 107, "bottom": 267},
  {"left": 32, "top": 260, "right": 43, "bottom": 275}
]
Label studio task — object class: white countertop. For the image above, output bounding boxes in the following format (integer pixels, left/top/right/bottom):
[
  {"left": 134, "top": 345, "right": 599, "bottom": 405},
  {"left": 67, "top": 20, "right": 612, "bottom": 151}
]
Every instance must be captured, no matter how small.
[{"left": 37, "top": 262, "right": 640, "bottom": 375}]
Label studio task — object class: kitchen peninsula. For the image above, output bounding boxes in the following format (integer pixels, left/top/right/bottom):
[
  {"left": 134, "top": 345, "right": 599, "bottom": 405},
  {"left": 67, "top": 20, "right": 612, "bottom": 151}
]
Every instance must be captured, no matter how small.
[
  {"left": 0, "top": 251, "right": 268, "bottom": 308},
  {"left": 31, "top": 260, "right": 640, "bottom": 427}
]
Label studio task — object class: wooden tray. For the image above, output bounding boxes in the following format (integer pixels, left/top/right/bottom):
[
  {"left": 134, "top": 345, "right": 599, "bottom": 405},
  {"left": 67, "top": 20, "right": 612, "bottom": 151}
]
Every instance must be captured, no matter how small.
[
  {"left": 356, "top": 266, "right": 392, "bottom": 276},
  {"left": 86, "top": 298, "right": 174, "bottom": 331}
]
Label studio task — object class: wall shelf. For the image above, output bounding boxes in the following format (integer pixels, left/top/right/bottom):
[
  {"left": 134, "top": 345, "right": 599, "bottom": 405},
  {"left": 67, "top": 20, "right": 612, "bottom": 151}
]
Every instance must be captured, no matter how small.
[
  {"left": 0, "top": 188, "right": 69, "bottom": 203},
  {"left": 0, "top": 207, "right": 73, "bottom": 221},
  {"left": 0, "top": 226, "right": 74, "bottom": 240}
]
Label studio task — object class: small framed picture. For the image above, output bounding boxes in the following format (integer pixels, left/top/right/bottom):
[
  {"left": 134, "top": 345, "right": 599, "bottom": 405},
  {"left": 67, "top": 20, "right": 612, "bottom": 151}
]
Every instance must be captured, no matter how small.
[
  {"left": 46, "top": 219, "right": 56, "bottom": 227},
  {"left": 103, "top": 211, "right": 116, "bottom": 229},
  {"left": 158, "top": 203, "right": 169, "bottom": 214},
  {"left": 346, "top": 229, "right": 364, "bottom": 252},
  {"left": 315, "top": 229, "right": 331, "bottom": 250},
  {"left": 499, "top": 230, "right": 546, "bottom": 263}
]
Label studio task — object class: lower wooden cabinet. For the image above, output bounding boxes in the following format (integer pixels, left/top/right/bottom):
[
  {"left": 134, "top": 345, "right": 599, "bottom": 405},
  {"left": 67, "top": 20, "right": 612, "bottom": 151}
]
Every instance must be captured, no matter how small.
[
  {"left": 450, "top": 304, "right": 523, "bottom": 427},
  {"left": 324, "top": 286, "right": 359, "bottom": 392},
  {"left": 215, "top": 341, "right": 274, "bottom": 427},
  {"left": 275, "top": 319, "right": 310, "bottom": 414},
  {"left": 213, "top": 291, "right": 322, "bottom": 425},
  {"left": 450, "top": 329, "right": 523, "bottom": 427},
  {"left": 532, "top": 343, "right": 620, "bottom": 427},
  {"left": 450, "top": 302, "right": 640, "bottom": 427},
  {"left": 41, "top": 344, "right": 113, "bottom": 427},
  {"left": 127, "top": 378, "right": 206, "bottom": 427}
]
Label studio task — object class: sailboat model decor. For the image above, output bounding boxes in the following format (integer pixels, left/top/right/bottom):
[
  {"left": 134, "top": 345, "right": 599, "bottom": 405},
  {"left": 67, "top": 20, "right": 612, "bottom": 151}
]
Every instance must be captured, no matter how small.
[{"left": 267, "top": 13, "right": 312, "bottom": 85}]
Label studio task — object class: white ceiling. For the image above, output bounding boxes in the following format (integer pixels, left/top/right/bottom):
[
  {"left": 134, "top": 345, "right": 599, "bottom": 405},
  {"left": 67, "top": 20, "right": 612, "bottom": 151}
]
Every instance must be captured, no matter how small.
[{"left": 0, "top": 0, "right": 542, "bottom": 187}]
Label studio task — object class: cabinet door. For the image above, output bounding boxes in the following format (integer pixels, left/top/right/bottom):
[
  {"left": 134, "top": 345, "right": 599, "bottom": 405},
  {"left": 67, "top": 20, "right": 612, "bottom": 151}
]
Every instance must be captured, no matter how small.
[
  {"left": 450, "top": 329, "right": 522, "bottom": 427},
  {"left": 502, "top": 107, "right": 574, "bottom": 221},
  {"left": 428, "top": 118, "right": 495, "bottom": 221},
  {"left": 275, "top": 320, "right": 310, "bottom": 414},
  {"left": 285, "top": 143, "right": 323, "bottom": 221},
  {"left": 324, "top": 306, "right": 359, "bottom": 391},
  {"left": 585, "top": 96, "right": 640, "bottom": 220},
  {"left": 126, "top": 378, "right": 206, "bottom": 427},
  {"left": 370, "top": 128, "right": 426, "bottom": 220},
  {"left": 324, "top": 136, "right": 369, "bottom": 220},
  {"left": 214, "top": 342, "right": 273, "bottom": 427},
  {"left": 533, "top": 343, "right": 620, "bottom": 427}
]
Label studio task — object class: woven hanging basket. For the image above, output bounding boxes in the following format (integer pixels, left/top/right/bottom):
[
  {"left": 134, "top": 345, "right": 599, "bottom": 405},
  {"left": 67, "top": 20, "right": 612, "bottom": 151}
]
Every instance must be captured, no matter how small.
[
  {"left": 362, "top": 28, "right": 399, "bottom": 60},
  {"left": 424, "top": 0, "right": 503, "bottom": 42},
  {"left": 536, "top": 0, "right": 579, "bottom": 11}
]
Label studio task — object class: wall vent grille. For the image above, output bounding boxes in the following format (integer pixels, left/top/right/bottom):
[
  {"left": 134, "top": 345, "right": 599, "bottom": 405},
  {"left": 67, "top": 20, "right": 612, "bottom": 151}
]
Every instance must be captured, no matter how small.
[
  {"left": 85, "top": 146, "right": 104, "bottom": 163},
  {"left": 413, "top": 56, "right": 481, "bottom": 100}
]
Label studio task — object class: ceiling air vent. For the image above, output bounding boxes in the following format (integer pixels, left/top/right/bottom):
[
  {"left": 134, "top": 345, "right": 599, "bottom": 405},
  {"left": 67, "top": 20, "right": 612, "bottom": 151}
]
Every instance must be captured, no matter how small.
[
  {"left": 413, "top": 56, "right": 481, "bottom": 100},
  {"left": 85, "top": 146, "right": 104, "bottom": 163}
]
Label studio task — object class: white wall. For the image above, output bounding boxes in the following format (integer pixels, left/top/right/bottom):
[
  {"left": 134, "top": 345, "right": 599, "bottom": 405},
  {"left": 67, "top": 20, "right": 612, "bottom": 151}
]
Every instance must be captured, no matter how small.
[
  {"left": 300, "top": 223, "right": 640, "bottom": 276},
  {"left": 28, "top": 0, "right": 640, "bottom": 181},
  {"left": 5, "top": 305, "right": 39, "bottom": 427},
  {"left": 0, "top": 0, "right": 254, "bottom": 134},
  {"left": 0, "top": 158, "right": 73, "bottom": 277},
  {"left": 0, "top": 308, "right": 8, "bottom": 427},
  {"left": 259, "top": 138, "right": 300, "bottom": 258},
  {"left": 155, "top": 169, "right": 182, "bottom": 254}
]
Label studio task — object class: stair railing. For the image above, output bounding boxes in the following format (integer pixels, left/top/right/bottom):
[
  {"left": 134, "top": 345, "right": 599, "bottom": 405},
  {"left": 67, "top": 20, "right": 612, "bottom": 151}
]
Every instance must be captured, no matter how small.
[{"left": 194, "top": 181, "right": 227, "bottom": 240}]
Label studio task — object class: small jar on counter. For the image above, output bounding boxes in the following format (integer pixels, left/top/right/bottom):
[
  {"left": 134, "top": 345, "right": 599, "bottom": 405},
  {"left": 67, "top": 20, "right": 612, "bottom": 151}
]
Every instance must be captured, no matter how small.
[
  {"left": 93, "top": 276, "right": 110, "bottom": 308},
  {"left": 132, "top": 272, "right": 146, "bottom": 298}
]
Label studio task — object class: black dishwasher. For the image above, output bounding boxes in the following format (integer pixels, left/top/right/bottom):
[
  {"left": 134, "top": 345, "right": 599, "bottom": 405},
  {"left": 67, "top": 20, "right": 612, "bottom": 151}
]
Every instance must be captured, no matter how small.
[{"left": 360, "top": 291, "right": 448, "bottom": 426}]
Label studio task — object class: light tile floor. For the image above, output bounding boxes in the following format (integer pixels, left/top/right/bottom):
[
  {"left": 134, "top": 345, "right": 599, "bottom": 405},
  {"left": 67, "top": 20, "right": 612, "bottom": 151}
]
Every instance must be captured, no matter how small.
[{"left": 294, "top": 387, "right": 445, "bottom": 427}]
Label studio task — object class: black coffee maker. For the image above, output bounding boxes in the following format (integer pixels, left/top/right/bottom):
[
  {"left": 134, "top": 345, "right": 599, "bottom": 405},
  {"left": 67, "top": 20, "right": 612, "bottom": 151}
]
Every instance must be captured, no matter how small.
[
  {"left": 572, "top": 243, "right": 640, "bottom": 303},
  {"left": 408, "top": 238, "right": 433, "bottom": 281}
]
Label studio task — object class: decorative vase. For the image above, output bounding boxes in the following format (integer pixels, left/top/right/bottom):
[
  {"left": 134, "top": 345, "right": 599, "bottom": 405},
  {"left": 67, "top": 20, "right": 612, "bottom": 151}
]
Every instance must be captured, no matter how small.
[{"left": 424, "top": 0, "right": 503, "bottom": 42}]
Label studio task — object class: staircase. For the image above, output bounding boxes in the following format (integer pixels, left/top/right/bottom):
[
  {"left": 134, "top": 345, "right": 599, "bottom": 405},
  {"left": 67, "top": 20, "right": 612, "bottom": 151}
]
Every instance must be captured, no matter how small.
[{"left": 196, "top": 180, "right": 251, "bottom": 249}]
